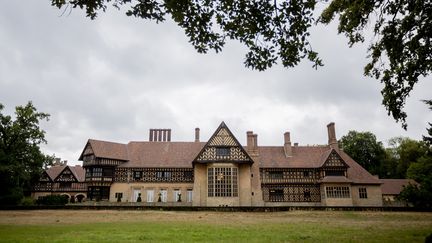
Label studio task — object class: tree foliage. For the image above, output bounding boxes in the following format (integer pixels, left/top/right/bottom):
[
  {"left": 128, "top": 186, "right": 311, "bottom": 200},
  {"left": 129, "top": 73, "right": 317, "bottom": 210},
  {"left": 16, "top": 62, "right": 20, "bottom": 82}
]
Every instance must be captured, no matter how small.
[
  {"left": 0, "top": 102, "right": 52, "bottom": 205},
  {"left": 320, "top": 0, "right": 431, "bottom": 129},
  {"left": 339, "top": 130, "right": 386, "bottom": 175},
  {"left": 52, "top": 0, "right": 322, "bottom": 71},
  {"left": 50, "top": 0, "right": 431, "bottom": 129}
]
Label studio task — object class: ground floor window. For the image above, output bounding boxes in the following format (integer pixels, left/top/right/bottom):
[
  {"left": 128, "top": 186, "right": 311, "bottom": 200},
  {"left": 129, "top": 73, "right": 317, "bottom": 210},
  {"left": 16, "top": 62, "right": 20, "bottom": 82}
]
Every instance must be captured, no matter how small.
[
  {"left": 87, "top": 186, "right": 109, "bottom": 201},
  {"left": 325, "top": 186, "right": 350, "bottom": 198},
  {"left": 147, "top": 190, "right": 154, "bottom": 202},
  {"left": 359, "top": 187, "right": 368, "bottom": 199},
  {"left": 173, "top": 190, "right": 181, "bottom": 202},
  {"left": 187, "top": 189, "right": 193, "bottom": 202},
  {"left": 159, "top": 190, "right": 167, "bottom": 202},
  {"left": 208, "top": 167, "right": 238, "bottom": 197}
]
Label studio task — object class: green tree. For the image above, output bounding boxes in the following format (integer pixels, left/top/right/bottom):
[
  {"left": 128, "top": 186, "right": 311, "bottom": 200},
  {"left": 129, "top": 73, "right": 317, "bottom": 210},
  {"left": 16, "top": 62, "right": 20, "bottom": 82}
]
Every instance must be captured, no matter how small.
[
  {"left": 339, "top": 130, "right": 386, "bottom": 175},
  {"left": 50, "top": 0, "right": 431, "bottom": 129},
  {"left": 0, "top": 102, "right": 51, "bottom": 205},
  {"left": 423, "top": 100, "right": 432, "bottom": 145},
  {"left": 387, "top": 137, "right": 429, "bottom": 178}
]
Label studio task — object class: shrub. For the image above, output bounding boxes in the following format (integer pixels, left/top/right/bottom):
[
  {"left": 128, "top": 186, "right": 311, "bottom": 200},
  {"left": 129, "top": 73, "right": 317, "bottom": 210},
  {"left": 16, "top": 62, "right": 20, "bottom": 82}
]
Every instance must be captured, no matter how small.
[
  {"left": 36, "top": 195, "right": 69, "bottom": 205},
  {"left": 20, "top": 197, "right": 35, "bottom": 206}
]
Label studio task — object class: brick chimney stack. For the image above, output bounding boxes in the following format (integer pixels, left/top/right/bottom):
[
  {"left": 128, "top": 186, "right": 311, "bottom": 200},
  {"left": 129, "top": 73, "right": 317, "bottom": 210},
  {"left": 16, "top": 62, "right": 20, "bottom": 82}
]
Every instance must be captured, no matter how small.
[
  {"left": 284, "top": 132, "right": 292, "bottom": 157},
  {"left": 247, "top": 131, "right": 258, "bottom": 154},
  {"left": 149, "top": 129, "right": 171, "bottom": 142},
  {"left": 195, "top": 128, "right": 200, "bottom": 142},
  {"left": 327, "top": 122, "right": 338, "bottom": 150}
]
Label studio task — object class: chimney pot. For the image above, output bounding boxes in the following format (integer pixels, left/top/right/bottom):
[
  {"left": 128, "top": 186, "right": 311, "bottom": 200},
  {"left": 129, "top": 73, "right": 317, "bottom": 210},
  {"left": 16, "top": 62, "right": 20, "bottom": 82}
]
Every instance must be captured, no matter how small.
[
  {"left": 327, "top": 122, "right": 339, "bottom": 150},
  {"left": 284, "top": 132, "right": 292, "bottom": 157},
  {"left": 195, "top": 128, "right": 200, "bottom": 142}
]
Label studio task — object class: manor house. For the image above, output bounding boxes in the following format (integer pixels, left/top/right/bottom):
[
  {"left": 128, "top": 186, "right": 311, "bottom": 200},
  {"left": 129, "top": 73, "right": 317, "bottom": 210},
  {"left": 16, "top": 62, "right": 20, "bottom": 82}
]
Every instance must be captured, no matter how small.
[{"left": 33, "top": 122, "right": 383, "bottom": 206}]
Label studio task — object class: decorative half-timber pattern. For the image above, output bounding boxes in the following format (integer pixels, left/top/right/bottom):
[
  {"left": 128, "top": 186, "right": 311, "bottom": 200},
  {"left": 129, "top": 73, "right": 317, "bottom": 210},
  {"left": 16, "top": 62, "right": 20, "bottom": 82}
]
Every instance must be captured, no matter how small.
[
  {"left": 323, "top": 150, "right": 347, "bottom": 168},
  {"left": 83, "top": 157, "right": 125, "bottom": 167},
  {"left": 260, "top": 168, "right": 319, "bottom": 184},
  {"left": 114, "top": 168, "right": 194, "bottom": 183},
  {"left": 196, "top": 147, "right": 249, "bottom": 161},
  {"left": 33, "top": 182, "right": 87, "bottom": 192},
  {"left": 208, "top": 128, "right": 237, "bottom": 146},
  {"left": 55, "top": 167, "right": 76, "bottom": 182},
  {"left": 262, "top": 184, "right": 321, "bottom": 202},
  {"left": 195, "top": 123, "right": 252, "bottom": 163}
]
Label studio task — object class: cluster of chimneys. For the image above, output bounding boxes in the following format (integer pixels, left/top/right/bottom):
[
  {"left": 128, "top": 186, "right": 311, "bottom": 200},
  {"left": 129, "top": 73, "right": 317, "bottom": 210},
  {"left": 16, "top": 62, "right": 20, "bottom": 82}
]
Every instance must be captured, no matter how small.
[
  {"left": 148, "top": 122, "right": 339, "bottom": 157},
  {"left": 247, "top": 122, "right": 338, "bottom": 157},
  {"left": 53, "top": 158, "right": 67, "bottom": 166}
]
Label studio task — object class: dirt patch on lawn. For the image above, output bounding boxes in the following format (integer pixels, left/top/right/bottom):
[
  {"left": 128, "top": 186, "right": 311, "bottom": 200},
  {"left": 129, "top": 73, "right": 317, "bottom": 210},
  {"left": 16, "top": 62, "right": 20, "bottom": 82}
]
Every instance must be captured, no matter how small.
[{"left": 0, "top": 210, "right": 431, "bottom": 229}]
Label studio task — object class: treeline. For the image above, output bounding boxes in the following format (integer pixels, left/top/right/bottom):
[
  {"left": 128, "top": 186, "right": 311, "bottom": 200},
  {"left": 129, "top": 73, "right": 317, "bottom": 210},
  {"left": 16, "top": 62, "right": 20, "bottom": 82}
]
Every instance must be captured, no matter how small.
[{"left": 340, "top": 129, "right": 432, "bottom": 208}]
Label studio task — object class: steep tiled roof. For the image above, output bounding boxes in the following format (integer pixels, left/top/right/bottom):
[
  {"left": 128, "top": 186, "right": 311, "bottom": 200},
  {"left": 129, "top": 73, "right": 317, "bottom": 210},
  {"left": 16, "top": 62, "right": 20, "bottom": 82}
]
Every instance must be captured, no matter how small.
[
  {"left": 85, "top": 139, "right": 128, "bottom": 161},
  {"left": 119, "top": 141, "right": 206, "bottom": 168},
  {"left": 258, "top": 145, "right": 380, "bottom": 184},
  {"left": 380, "top": 179, "right": 419, "bottom": 195},
  {"left": 45, "top": 165, "right": 86, "bottom": 182},
  {"left": 70, "top": 166, "right": 86, "bottom": 182},
  {"left": 258, "top": 146, "right": 330, "bottom": 168},
  {"left": 80, "top": 138, "right": 380, "bottom": 184}
]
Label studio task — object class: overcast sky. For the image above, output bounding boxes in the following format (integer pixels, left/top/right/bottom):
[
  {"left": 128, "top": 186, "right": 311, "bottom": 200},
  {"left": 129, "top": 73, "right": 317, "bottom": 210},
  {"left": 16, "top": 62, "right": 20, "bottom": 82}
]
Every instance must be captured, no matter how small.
[{"left": 1, "top": 1, "right": 431, "bottom": 165}]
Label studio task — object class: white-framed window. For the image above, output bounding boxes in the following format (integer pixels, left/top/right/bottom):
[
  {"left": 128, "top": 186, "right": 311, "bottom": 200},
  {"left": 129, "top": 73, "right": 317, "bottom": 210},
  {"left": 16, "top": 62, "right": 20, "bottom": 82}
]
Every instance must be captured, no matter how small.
[
  {"left": 146, "top": 190, "right": 154, "bottom": 202},
  {"left": 187, "top": 189, "right": 193, "bottom": 202},
  {"left": 359, "top": 187, "right": 368, "bottom": 199},
  {"left": 325, "top": 186, "right": 350, "bottom": 198},
  {"left": 208, "top": 167, "right": 238, "bottom": 197},
  {"left": 160, "top": 189, "right": 167, "bottom": 202},
  {"left": 173, "top": 190, "right": 181, "bottom": 202}
]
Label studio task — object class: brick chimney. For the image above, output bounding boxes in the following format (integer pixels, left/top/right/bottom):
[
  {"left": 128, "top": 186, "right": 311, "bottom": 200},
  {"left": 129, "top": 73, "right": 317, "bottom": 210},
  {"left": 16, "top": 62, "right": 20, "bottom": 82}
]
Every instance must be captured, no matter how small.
[
  {"left": 149, "top": 129, "right": 171, "bottom": 142},
  {"left": 284, "top": 132, "right": 292, "bottom": 157},
  {"left": 247, "top": 131, "right": 258, "bottom": 154},
  {"left": 327, "top": 122, "right": 338, "bottom": 150},
  {"left": 195, "top": 128, "right": 200, "bottom": 142}
]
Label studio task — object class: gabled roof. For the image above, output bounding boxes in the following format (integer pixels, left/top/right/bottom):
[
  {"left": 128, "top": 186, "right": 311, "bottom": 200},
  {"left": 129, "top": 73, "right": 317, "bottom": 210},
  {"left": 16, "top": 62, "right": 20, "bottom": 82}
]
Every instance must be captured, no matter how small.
[
  {"left": 45, "top": 165, "right": 86, "bottom": 182},
  {"left": 258, "top": 145, "right": 380, "bottom": 184},
  {"left": 78, "top": 139, "right": 128, "bottom": 161},
  {"left": 194, "top": 121, "right": 253, "bottom": 164},
  {"left": 380, "top": 179, "right": 419, "bottom": 195}
]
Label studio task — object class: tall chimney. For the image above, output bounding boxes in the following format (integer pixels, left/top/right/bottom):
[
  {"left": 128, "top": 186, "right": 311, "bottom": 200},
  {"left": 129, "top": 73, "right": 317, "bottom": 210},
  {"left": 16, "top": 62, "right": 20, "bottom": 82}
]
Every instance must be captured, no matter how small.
[
  {"left": 284, "top": 132, "right": 292, "bottom": 157},
  {"left": 253, "top": 134, "right": 258, "bottom": 149},
  {"left": 195, "top": 128, "right": 200, "bottom": 142},
  {"left": 247, "top": 131, "right": 254, "bottom": 151},
  {"left": 327, "top": 122, "right": 339, "bottom": 150},
  {"left": 149, "top": 129, "right": 172, "bottom": 142}
]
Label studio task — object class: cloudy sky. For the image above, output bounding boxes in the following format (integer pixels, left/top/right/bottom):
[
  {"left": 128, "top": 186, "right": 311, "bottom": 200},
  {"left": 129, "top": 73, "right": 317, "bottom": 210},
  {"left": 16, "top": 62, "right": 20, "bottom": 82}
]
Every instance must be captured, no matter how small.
[{"left": 1, "top": 1, "right": 431, "bottom": 165}]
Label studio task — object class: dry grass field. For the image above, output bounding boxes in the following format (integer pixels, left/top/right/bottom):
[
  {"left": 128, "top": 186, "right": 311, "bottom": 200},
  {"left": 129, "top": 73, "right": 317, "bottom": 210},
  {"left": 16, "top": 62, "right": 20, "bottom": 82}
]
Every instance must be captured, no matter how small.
[{"left": 0, "top": 210, "right": 431, "bottom": 242}]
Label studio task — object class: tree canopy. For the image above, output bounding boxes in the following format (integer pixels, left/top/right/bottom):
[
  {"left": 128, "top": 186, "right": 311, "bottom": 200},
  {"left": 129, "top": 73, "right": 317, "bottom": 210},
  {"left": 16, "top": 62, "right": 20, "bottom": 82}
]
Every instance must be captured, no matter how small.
[
  {"left": 339, "top": 130, "right": 386, "bottom": 175},
  {"left": 0, "top": 102, "right": 52, "bottom": 205},
  {"left": 51, "top": 0, "right": 431, "bottom": 129}
]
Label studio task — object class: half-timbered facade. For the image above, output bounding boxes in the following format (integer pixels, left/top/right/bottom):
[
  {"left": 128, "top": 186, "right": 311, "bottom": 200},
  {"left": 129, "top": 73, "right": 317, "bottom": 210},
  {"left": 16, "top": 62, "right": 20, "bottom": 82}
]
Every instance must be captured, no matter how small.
[
  {"left": 31, "top": 162, "right": 87, "bottom": 202},
  {"left": 39, "top": 122, "right": 383, "bottom": 206}
]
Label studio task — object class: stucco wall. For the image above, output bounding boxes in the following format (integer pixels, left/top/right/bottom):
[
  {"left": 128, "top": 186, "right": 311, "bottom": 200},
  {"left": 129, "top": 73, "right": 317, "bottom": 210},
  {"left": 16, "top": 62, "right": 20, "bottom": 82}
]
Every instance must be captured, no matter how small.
[
  {"left": 110, "top": 182, "right": 193, "bottom": 203},
  {"left": 320, "top": 184, "right": 353, "bottom": 206},
  {"left": 351, "top": 184, "right": 383, "bottom": 206}
]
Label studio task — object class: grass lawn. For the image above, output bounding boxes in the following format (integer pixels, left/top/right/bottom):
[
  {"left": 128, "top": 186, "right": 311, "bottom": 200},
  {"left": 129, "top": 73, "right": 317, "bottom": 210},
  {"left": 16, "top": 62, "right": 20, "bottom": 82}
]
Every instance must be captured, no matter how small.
[{"left": 0, "top": 210, "right": 431, "bottom": 242}]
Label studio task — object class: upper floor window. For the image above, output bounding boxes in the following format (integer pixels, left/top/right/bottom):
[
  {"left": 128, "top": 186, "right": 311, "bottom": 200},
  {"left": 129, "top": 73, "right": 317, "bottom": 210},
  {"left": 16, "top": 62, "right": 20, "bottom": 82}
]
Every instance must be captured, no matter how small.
[
  {"left": 156, "top": 171, "right": 171, "bottom": 179},
  {"left": 216, "top": 147, "right": 230, "bottom": 156},
  {"left": 269, "top": 171, "right": 284, "bottom": 179},
  {"left": 134, "top": 171, "right": 142, "bottom": 180},
  {"left": 325, "top": 170, "right": 345, "bottom": 176}
]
